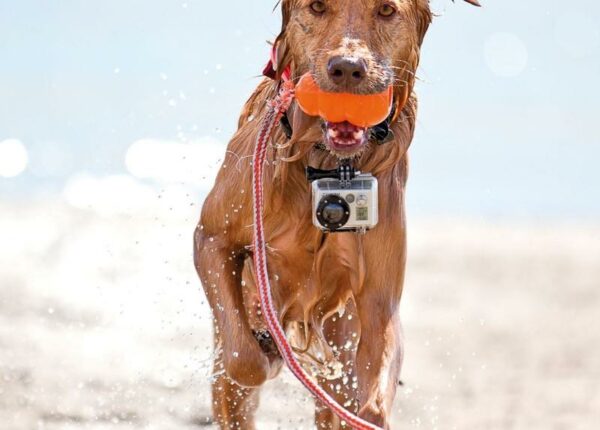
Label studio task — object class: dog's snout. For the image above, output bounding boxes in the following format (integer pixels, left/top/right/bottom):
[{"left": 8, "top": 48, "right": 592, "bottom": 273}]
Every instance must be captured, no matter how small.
[{"left": 327, "top": 56, "right": 367, "bottom": 89}]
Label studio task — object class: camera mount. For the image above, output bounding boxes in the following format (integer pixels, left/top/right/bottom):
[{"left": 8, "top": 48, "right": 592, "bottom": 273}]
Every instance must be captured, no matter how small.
[{"left": 306, "top": 160, "right": 357, "bottom": 188}]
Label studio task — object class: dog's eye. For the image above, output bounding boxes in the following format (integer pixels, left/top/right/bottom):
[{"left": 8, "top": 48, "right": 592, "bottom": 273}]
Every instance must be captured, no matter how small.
[
  {"left": 310, "top": 1, "right": 326, "bottom": 15},
  {"left": 378, "top": 4, "right": 397, "bottom": 18}
]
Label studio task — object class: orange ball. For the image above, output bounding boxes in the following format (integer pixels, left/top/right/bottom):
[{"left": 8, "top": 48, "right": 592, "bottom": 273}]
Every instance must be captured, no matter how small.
[{"left": 294, "top": 73, "right": 393, "bottom": 128}]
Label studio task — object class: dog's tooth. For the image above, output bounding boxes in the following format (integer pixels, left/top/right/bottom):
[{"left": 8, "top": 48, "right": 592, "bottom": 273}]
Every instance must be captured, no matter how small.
[{"left": 328, "top": 128, "right": 339, "bottom": 138}]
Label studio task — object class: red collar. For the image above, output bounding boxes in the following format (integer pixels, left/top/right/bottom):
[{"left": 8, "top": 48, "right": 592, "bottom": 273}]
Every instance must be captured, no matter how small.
[{"left": 262, "top": 44, "right": 292, "bottom": 82}]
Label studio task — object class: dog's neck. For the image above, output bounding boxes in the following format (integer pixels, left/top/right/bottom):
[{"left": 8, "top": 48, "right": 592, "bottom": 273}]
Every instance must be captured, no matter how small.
[{"left": 282, "top": 94, "right": 415, "bottom": 175}]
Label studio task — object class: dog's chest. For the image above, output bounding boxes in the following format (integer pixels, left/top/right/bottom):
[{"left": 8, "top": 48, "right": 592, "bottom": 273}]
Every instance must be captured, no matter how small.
[{"left": 245, "top": 222, "right": 364, "bottom": 325}]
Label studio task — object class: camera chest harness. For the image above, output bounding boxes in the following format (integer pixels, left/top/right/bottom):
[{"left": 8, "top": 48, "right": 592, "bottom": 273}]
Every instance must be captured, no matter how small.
[{"left": 247, "top": 51, "right": 391, "bottom": 430}]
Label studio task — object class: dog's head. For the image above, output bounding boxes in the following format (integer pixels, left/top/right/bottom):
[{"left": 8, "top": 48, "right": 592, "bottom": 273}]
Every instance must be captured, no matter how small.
[{"left": 275, "top": 0, "right": 480, "bottom": 157}]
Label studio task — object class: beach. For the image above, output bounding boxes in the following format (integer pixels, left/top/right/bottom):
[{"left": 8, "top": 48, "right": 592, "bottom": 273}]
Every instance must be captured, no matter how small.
[{"left": 1, "top": 203, "right": 599, "bottom": 429}]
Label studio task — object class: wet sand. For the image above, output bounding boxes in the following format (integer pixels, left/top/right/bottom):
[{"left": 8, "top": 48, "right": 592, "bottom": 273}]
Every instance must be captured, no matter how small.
[{"left": 1, "top": 203, "right": 599, "bottom": 429}]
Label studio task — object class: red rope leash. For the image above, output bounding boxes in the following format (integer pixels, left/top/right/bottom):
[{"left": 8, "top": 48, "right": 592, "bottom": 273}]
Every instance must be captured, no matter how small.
[{"left": 251, "top": 81, "right": 384, "bottom": 430}]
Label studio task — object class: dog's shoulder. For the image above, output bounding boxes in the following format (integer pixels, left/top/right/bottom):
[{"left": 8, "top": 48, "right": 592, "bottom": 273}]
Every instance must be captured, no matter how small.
[{"left": 236, "top": 79, "right": 277, "bottom": 129}]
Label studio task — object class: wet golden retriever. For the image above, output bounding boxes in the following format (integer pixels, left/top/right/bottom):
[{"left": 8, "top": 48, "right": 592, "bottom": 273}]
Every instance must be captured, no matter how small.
[{"left": 194, "top": 1, "right": 480, "bottom": 428}]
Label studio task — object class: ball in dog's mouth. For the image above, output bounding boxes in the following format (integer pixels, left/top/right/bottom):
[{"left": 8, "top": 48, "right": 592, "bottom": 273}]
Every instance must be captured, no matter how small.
[{"left": 324, "top": 121, "right": 369, "bottom": 155}]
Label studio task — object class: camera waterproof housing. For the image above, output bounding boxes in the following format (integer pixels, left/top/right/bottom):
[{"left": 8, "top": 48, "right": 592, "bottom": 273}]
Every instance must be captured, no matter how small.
[{"left": 308, "top": 165, "right": 378, "bottom": 233}]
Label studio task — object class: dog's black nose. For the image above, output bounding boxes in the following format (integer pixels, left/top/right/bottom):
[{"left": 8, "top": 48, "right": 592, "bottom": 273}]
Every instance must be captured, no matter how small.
[{"left": 327, "top": 56, "right": 367, "bottom": 89}]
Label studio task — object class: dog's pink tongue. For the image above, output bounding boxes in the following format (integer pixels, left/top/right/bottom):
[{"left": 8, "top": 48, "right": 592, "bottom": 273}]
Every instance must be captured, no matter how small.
[{"left": 327, "top": 121, "right": 367, "bottom": 146}]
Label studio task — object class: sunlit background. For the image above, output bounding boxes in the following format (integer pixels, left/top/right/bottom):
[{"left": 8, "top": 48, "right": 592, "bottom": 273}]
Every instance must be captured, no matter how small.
[
  {"left": 1, "top": 1, "right": 599, "bottom": 429},
  {"left": 1, "top": 0, "right": 599, "bottom": 217}
]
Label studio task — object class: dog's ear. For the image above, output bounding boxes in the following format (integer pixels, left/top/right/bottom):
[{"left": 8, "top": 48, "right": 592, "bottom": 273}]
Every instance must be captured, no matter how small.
[
  {"left": 275, "top": 0, "right": 292, "bottom": 38},
  {"left": 458, "top": 0, "right": 482, "bottom": 6},
  {"left": 416, "top": 1, "right": 432, "bottom": 45},
  {"left": 273, "top": 0, "right": 293, "bottom": 80}
]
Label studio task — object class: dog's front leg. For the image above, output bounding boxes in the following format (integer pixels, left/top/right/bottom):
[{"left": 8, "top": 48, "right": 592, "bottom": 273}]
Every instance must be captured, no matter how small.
[
  {"left": 355, "top": 288, "right": 404, "bottom": 429},
  {"left": 314, "top": 310, "right": 362, "bottom": 430},
  {"left": 194, "top": 227, "right": 272, "bottom": 388},
  {"left": 211, "top": 341, "right": 261, "bottom": 430}
]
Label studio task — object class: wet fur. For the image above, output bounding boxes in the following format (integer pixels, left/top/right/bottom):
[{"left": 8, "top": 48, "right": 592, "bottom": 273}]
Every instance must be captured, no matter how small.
[{"left": 194, "top": 1, "right": 472, "bottom": 428}]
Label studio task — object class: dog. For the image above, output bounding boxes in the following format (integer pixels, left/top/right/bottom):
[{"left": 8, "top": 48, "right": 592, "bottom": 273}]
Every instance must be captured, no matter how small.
[{"left": 194, "top": 1, "right": 480, "bottom": 428}]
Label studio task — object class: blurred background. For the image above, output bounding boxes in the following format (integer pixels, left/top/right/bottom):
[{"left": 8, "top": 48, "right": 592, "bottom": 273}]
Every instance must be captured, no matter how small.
[{"left": 1, "top": 0, "right": 599, "bottom": 429}]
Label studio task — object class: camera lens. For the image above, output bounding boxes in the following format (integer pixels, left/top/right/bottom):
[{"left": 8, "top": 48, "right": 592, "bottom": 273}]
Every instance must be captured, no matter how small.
[
  {"left": 316, "top": 195, "right": 350, "bottom": 231},
  {"left": 322, "top": 203, "right": 345, "bottom": 223}
]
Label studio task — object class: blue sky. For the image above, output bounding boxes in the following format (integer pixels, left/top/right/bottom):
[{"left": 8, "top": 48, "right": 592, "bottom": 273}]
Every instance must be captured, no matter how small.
[{"left": 1, "top": 0, "right": 599, "bottom": 218}]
